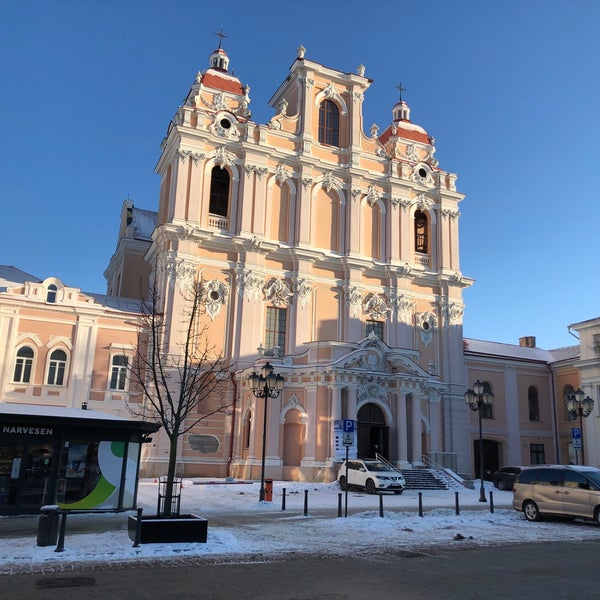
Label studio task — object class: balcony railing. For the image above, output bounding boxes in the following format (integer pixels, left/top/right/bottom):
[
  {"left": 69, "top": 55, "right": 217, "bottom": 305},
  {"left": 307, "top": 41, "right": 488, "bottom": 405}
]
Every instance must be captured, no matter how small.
[
  {"left": 415, "top": 253, "right": 430, "bottom": 268},
  {"left": 208, "top": 214, "right": 229, "bottom": 230}
]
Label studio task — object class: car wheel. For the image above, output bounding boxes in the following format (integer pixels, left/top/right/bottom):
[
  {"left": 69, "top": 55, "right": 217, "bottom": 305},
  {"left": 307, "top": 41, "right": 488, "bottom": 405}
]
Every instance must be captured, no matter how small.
[
  {"left": 497, "top": 479, "right": 506, "bottom": 491},
  {"left": 594, "top": 508, "right": 600, "bottom": 526},
  {"left": 365, "top": 479, "right": 376, "bottom": 494},
  {"left": 523, "top": 500, "right": 541, "bottom": 522},
  {"left": 339, "top": 476, "right": 347, "bottom": 491}
]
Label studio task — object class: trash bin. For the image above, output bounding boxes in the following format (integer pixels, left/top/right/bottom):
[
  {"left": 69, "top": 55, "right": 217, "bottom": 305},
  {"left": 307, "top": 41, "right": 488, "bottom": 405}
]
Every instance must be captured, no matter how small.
[
  {"left": 37, "top": 505, "right": 60, "bottom": 547},
  {"left": 264, "top": 478, "right": 273, "bottom": 502}
]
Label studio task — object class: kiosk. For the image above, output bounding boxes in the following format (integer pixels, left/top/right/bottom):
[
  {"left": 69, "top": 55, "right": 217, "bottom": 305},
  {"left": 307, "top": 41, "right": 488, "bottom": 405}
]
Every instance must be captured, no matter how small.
[{"left": 0, "top": 403, "right": 159, "bottom": 515}]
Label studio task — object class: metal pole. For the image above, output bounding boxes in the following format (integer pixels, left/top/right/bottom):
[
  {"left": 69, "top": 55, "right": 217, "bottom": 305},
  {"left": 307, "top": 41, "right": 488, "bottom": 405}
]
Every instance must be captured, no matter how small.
[
  {"left": 259, "top": 387, "right": 268, "bottom": 502},
  {"left": 338, "top": 493, "right": 342, "bottom": 518},
  {"left": 55, "top": 511, "right": 67, "bottom": 552},
  {"left": 455, "top": 491, "right": 460, "bottom": 516},
  {"left": 478, "top": 407, "right": 487, "bottom": 502},
  {"left": 379, "top": 494, "right": 384, "bottom": 518},
  {"left": 133, "top": 507, "right": 143, "bottom": 547},
  {"left": 418, "top": 492, "right": 423, "bottom": 517},
  {"left": 281, "top": 487, "right": 286, "bottom": 511},
  {"left": 303, "top": 489, "right": 308, "bottom": 516},
  {"left": 580, "top": 411, "right": 586, "bottom": 466},
  {"left": 344, "top": 445, "right": 349, "bottom": 518}
]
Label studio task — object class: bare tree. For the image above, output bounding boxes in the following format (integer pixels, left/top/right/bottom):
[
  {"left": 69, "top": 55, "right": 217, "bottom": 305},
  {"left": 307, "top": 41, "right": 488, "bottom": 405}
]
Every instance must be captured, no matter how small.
[{"left": 128, "top": 277, "right": 232, "bottom": 516}]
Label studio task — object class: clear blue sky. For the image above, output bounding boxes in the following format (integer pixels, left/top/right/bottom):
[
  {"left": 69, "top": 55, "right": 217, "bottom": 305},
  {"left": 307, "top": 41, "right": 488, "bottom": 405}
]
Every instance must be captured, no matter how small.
[{"left": 1, "top": 0, "right": 598, "bottom": 350}]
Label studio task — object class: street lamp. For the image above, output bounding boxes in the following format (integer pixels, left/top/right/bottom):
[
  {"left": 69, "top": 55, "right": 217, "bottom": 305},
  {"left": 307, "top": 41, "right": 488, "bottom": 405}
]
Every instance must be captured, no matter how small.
[
  {"left": 566, "top": 389, "right": 594, "bottom": 466},
  {"left": 249, "top": 362, "right": 284, "bottom": 502},
  {"left": 465, "top": 380, "right": 495, "bottom": 502}
]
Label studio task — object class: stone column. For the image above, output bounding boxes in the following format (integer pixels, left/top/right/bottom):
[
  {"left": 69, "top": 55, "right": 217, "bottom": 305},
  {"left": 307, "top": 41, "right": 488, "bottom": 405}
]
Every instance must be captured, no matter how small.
[
  {"left": 396, "top": 392, "right": 408, "bottom": 463},
  {"left": 411, "top": 393, "right": 422, "bottom": 464}
]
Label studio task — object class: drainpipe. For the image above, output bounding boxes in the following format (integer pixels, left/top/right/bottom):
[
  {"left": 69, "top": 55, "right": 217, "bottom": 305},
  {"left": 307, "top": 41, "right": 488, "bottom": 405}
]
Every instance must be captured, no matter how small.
[
  {"left": 547, "top": 363, "right": 561, "bottom": 463},
  {"left": 227, "top": 372, "right": 238, "bottom": 478}
]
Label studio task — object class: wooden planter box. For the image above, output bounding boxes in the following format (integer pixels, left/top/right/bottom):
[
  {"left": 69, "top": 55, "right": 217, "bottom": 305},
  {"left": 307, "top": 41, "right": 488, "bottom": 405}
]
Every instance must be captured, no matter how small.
[{"left": 128, "top": 514, "right": 208, "bottom": 544}]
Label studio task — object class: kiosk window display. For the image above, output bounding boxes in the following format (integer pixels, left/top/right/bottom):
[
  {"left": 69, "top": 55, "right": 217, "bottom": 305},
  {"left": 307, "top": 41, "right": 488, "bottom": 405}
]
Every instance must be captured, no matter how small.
[{"left": 0, "top": 404, "right": 158, "bottom": 515}]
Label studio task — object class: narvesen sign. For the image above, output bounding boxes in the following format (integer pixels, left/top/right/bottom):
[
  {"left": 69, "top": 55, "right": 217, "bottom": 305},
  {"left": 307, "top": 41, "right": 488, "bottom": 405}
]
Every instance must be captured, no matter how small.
[{"left": 2, "top": 425, "right": 54, "bottom": 436}]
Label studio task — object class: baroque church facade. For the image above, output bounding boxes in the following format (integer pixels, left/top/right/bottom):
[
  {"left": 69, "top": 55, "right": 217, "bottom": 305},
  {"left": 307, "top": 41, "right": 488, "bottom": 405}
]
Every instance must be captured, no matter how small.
[
  {"left": 3, "top": 43, "right": 600, "bottom": 495},
  {"left": 106, "top": 43, "right": 474, "bottom": 481}
]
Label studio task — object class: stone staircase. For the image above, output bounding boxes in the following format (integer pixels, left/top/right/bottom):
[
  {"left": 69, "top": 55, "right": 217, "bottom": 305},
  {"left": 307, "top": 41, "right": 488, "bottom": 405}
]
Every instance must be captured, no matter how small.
[
  {"left": 374, "top": 453, "right": 450, "bottom": 491},
  {"left": 400, "top": 467, "right": 449, "bottom": 490}
]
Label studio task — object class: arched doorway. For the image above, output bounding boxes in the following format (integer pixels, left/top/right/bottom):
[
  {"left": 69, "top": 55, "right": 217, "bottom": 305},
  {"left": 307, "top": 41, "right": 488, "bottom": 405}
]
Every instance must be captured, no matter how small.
[
  {"left": 357, "top": 403, "right": 389, "bottom": 459},
  {"left": 473, "top": 439, "right": 500, "bottom": 480}
]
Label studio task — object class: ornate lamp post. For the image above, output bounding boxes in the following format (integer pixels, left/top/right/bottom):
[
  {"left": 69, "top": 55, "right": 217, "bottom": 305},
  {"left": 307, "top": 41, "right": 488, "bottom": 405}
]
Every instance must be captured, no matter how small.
[
  {"left": 465, "top": 380, "right": 495, "bottom": 502},
  {"left": 566, "top": 389, "right": 594, "bottom": 466},
  {"left": 249, "top": 362, "right": 284, "bottom": 502}
]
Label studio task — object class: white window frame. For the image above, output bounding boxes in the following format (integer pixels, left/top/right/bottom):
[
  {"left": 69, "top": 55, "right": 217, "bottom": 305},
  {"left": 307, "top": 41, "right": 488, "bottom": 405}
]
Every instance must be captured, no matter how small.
[
  {"left": 109, "top": 354, "right": 130, "bottom": 391},
  {"left": 13, "top": 345, "right": 35, "bottom": 383},
  {"left": 46, "top": 348, "right": 69, "bottom": 386}
]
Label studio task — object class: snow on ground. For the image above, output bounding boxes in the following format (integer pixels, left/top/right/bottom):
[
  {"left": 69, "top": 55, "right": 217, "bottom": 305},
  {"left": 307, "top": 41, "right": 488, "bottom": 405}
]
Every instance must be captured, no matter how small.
[{"left": 2, "top": 478, "right": 600, "bottom": 572}]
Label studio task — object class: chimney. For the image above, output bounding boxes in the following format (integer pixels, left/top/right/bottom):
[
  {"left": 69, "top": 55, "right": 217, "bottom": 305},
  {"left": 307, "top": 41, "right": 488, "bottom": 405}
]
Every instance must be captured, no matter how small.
[{"left": 519, "top": 336, "right": 536, "bottom": 348}]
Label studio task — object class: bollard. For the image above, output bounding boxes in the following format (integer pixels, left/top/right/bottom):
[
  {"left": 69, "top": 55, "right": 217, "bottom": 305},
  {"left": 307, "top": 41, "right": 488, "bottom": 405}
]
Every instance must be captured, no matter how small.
[
  {"left": 489, "top": 491, "right": 494, "bottom": 514},
  {"left": 133, "top": 507, "right": 143, "bottom": 547},
  {"left": 338, "top": 493, "right": 342, "bottom": 518},
  {"left": 55, "top": 511, "right": 68, "bottom": 552},
  {"left": 418, "top": 492, "right": 423, "bottom": 517},
  {"left": 281, "top": 487, "right": 286, "bottom": 511},
  {"left": 455, "top": 491, "right": 460, "bottom": 516},
  {"left": 379, "top": 494, "right": 384, "bottom": 518},
  {"left": 303, "top": 489, "right": 309, "bottom": 516}
]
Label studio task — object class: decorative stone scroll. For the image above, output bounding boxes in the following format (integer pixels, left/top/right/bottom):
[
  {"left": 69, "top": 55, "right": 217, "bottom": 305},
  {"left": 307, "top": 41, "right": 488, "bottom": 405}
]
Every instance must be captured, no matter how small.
[
  {"left": 237, "top": 271, "right": 264, "bottom": 301},
  {"left": 294, "top": 278, "right": 314, "bottom": 308},
  {"left": 363, "top": 294, "right": 389, "bottom": 320},
  {"left": 263, "top": 278, "right": 292, "bottom": 307},
  {"left": 200, "top": 279, "right": 229, "bottom": 321},
  {"left": 445, "top": 302, "right": 464, "bottom": 326},
  {"left": 157, "top": 254, "right": 198, "bottom": 295},
  {"left": 416, "top": 311, "right": 437, "bottom": 346},
  {"left": 345, "top": 286, "right": 363, "bottom": 317}
]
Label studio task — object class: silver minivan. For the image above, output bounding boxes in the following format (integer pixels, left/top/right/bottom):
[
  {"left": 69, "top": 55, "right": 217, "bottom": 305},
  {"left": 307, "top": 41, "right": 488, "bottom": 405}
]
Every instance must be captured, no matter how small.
[{"left": 512, "top": 465, "right": 600, "bottom": 523}]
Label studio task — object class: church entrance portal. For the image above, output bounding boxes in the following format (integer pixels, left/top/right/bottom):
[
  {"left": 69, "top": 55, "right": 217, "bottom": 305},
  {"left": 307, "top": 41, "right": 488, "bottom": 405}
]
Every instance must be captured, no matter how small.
[{"left": 357, "top": 403, "right": 389, "bottom": 459}]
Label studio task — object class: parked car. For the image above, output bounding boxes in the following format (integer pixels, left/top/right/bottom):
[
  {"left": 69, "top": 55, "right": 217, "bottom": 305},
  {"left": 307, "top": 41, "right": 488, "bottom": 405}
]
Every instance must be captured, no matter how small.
[
  {"left": 512, "top": 465, "right": 600, "bottom": 523},
  {"left": 337, "top": 459, "right": 405, "bottom": 494},
  {"left": 492, "top": 466, "right": 522, "bottom": 491}
]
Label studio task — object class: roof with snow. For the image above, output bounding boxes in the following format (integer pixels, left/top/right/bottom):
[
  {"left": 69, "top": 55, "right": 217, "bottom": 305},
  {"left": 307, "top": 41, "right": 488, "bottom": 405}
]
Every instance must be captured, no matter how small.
[
  {"left": 129, "top": 207, "right": 157, "bottom": 241},
  {"left": 0, "top": 265, "right": 42, "bottom": 290},
  {"left": 464, "top": 338, "right": 579, "bottom": 365}
]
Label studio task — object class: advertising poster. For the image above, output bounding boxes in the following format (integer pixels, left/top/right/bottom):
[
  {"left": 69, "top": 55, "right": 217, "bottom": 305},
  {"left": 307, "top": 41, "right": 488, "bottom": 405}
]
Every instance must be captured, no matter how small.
[{"left": 66, "top": 444, "right": 87, "bottom": 478}]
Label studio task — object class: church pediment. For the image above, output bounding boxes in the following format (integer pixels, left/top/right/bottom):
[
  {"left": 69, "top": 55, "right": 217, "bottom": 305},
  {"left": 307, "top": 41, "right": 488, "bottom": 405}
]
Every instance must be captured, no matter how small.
[{"left": 332, "top": 334, "right": 429, "bottom": 378}]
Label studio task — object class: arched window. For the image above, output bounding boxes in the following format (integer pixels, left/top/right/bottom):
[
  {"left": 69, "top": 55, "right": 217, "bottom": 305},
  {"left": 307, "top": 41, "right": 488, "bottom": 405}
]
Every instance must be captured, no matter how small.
[
  {"left": 208, "top": 166, "right": 230, "bottom": 217},
  {"left": 47, "top": 349, "right": 67, "bottom": 386},
  {"left": 564, "top": 384, "right": 576, "bottom": 420},
  {"left": 528, "top": 386, "right": 540, "bottom": 421},
  {"left": 242, "top": 409, "right": 252, "bottom": 449},
  {"left": 480, "top": 381, "right": 494, "bottom": 419},
  {"left": 414, "top": 210, "right": 428, "bottom": 253},
  {"left": 13, "top": 346, "right": 34, "bottom": 383},
  {"left": 282, "top": 409, "right": 304, "bottom": 467},
  {"left": 46, "top": 284, "right": 58, "bottom": 303},
  {"left": 318, "top": 100, "right": 339, "bottom": 147}
]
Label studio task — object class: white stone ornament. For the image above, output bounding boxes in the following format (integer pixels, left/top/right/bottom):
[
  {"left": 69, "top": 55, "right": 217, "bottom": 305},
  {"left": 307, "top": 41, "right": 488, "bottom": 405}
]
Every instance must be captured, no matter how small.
[
  {"left": 363, "top": 294, "right": 389, "bottom": 320},
  {"left": 345, "top": 286, "right": 363, "bottom": 317},
  {"left": 295, "top": 278, "right": 314, "bottom": 308},
  {"left": 201, "top": 279, "right": 229, "bottom": 320},
  {"left": 238, "top": 271, "right": 264, "bottom": 301},
  {"left": 263, "top": 278, "right": 292, "bottom": 307},
  {"left": 416, "top": 311, "right": 437, "bottom": 346}
]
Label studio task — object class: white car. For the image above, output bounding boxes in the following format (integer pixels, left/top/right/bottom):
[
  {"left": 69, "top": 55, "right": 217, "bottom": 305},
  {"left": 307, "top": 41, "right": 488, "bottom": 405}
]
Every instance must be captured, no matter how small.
[{"left": 337, "top": 459, "right": 405, "bottom": 494}]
